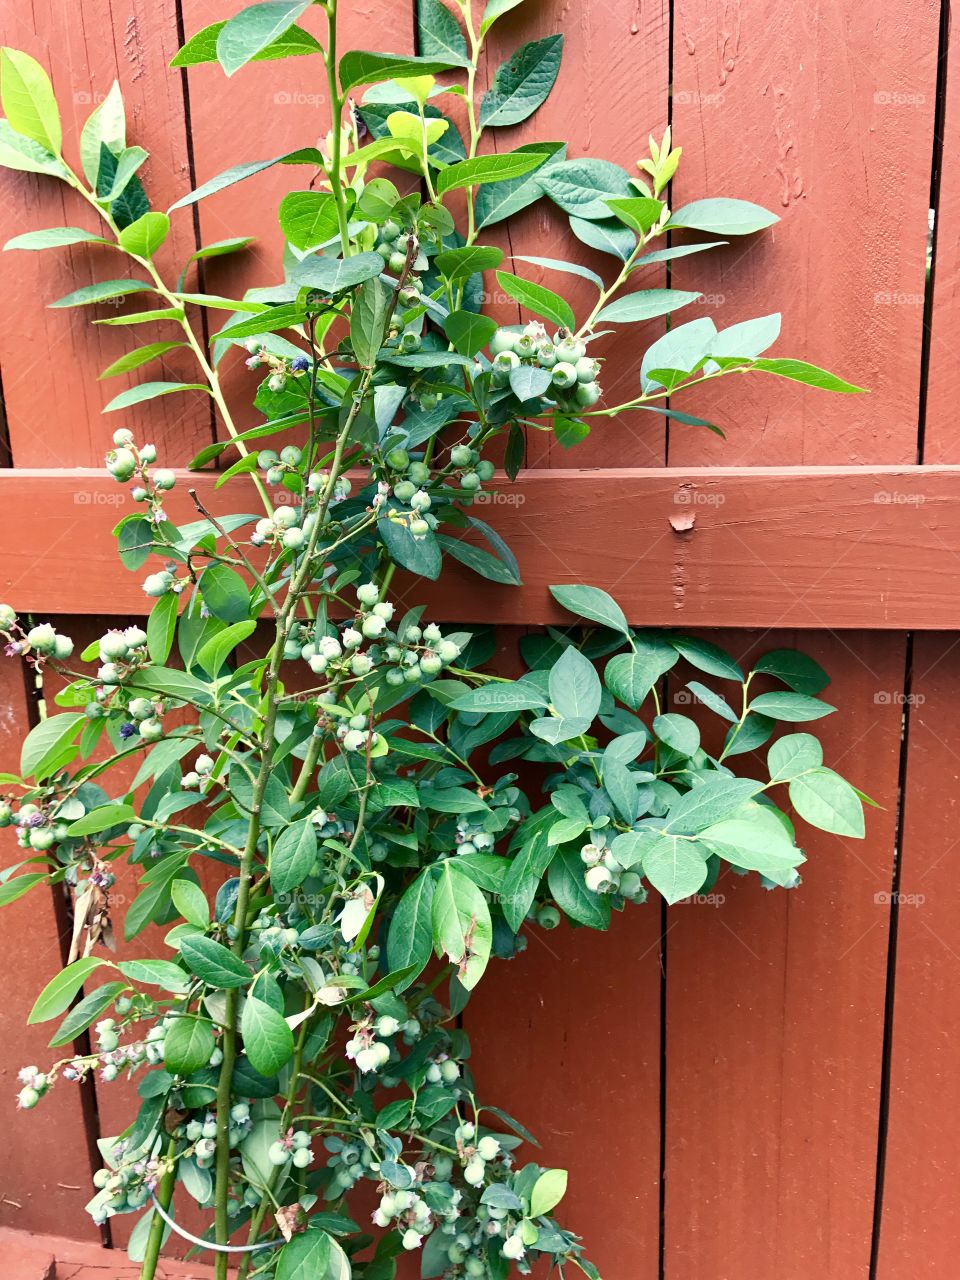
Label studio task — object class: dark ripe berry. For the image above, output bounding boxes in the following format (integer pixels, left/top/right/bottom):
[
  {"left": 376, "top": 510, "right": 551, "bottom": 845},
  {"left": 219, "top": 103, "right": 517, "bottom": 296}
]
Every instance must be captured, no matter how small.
[{"left": 290, "top": 355, "right": 310, "bottom": 373}]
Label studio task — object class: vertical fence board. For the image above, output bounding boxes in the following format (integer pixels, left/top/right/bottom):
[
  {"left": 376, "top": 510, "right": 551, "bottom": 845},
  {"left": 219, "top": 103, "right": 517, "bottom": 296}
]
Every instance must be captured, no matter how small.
[
  {"left": 663, "top": 630, "right": 905, "bottom": 1279},
  {"left": 0, "top": 0, "right": 212, "bottom": 468},
  {"left": 876, "top": 633, "right": 960, "bottom": 1276},
  {"left": 0, "top": 659, "right": 99, "bottom": 1240},
  {"left": 669, "top": 0, "right": 938, "bottom": 467}
]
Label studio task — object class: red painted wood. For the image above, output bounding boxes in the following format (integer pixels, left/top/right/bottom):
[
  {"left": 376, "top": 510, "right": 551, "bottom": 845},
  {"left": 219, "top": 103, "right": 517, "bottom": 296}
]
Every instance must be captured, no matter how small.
[
  {"left": 4, "top": 466, "right": 960, "bottom": 628},
  {"left": 0, "top": 656, "right": 100, "bottom": 1240},
  {"left": 0, "top": 0, "right": 213, "bottom": 468},
  {"left": 876, "top": 633, "right": 960, "bottom": 1275},
  {"left": 670, "top": 0, "right": 938, "bottom": 466},
  {"left": 662, "top": 630, "right": 905, "bottom": 1278}
]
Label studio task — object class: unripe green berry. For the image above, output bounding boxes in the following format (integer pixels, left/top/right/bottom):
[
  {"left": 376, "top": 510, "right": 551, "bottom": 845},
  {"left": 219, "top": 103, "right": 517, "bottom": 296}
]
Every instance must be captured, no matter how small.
[
  {"left": 552, "top": 361, "right": 578, "bottom": 389},
  {"left": 460, "top": 472, "right": 481, "bottom": 492},
  {"left": 385, "top": 447, "right": 409, "bottom": 470},
  {"left": 450, "top": 444, "right": 473, "bottom": 467},
  {"left": 575, "top": 380, "right": 602, "bottom": 407},
  {"left": 394, "top": 480, "right": 416, "bottom": 503},
  {"left": 388, "top": 251, "right": 407, "bottom": 274},
  {"left": 489, "top": 328, "right": 518, "bottom": 356},
  {"left": 407, "top": 461, "right": 430, "bottom": 486}
]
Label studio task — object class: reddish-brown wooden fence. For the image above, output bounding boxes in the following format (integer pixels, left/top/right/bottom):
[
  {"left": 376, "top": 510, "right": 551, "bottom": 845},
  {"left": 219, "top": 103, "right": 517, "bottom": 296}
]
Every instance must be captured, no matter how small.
[{"left": 0, "top": 0, "right": 957, "bottom": 1275}]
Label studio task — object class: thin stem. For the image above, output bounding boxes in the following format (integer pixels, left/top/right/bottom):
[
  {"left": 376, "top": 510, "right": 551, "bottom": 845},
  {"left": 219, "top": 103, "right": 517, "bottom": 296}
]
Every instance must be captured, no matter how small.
[
  {"left": 324, "top": 1, "right": 352, "bottom": 257},
  {"left": 139, "top": 1137, "right": 177, "bottom": 1280}
]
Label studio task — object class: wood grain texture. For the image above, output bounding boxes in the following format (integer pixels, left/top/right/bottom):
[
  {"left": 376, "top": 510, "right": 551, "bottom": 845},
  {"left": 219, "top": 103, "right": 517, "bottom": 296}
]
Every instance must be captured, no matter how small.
[
  {"left": 669, "top": 0, "right": 939, "bottom": 465},
  {"left": 876, "top": 633, "right": 960, "bottom": 1276},
  {"left": 663, "top": 630, "right": 906, "bottom": 1279},
  {"left": 466, "top": 911, "right": 663, "bottom": 1278},
  {"left": 0, "top": 0, "right": 213, "bottom": 467},
  {"left": 0, "top": 655, "right": 100, "bottom": 1240},
  {"left": 5, "top": 465, "right": 960, "bottom": 627}
]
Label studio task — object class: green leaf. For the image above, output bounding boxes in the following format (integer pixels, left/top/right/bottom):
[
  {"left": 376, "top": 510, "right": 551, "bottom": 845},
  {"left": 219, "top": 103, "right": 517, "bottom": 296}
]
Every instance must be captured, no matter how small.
[
  {"left": 271, "top": 820, "right": 318, "bottom": 895},
  {"left": 431, "top": 862, "right": 492, "bottom": 990},
  {"left": 147, "top": 592, "right": 179, "bottom": 665},
  {"left": 549, "top": 646, "right": 601, "bottom": 722},
  {"left": 667, "top": 197, "right": 779, "bottom": 235},
  {"left": 435, "top": 244, "right": 503, "bottom": 281},
  {"left": 117, "top": 958, "right": 191, "bottom": 993},
  {"left": 501, "top": 832, "right": 553, "bottom": 932},
  {"left": 339, "top": 51, "right": 461, "bottom": 95},
  {"left": 709, "top": 312, "right": 781, "bottom": 359},
  {"left": 438, "top": 525, "right": 521, "bottom": 585},
  {"left": 595, "top": 288, "right": 700, "bottom": 325},
  {"left": 189, "top": 236, "right": 256, "bottom": 263},
  {"left": 199, "top": 563, "right": 251, "bottom": 624},
  {"left": 378, "top": 508, "right": 441, "bottom": 580},
  {"left": 196, "top": 620, "right": 257, "bottom": 677},
  {"left": 49, "top": 982, "right": 125, "bottom": 1047},
  {"left": 539, "top": 158, "right": 633, "bottom": 220},
  {"left": 749, "top": 691, "right": 835, "bottom": 722},
  {"left": 49, "top": 279, "right": 153, "bottom": 308},
  {"left": 179, "top": 936, "right": 252, "bottom": 989},
  {"left": 103, "top": 380, "right": 208, "bottom": 412},
  {"left": 417, "top": 0, "right": 470, "bottom": 65},
  {"left": 388, "top": 870, "right": 436, "bottom": 989},
  {"left": 569, "top": 215, "right": 635, "bottom": 260},
  {"left": 548, "top": 845, "right": 609, "bottom": 928},
  {"left": 604, "top": 643, "right": 677, "bottom": 710},
  {"left": 99, "top": 145, "right": 149, "bottom": 200},
  {"left": 663, "top": 777, "right": 762, "bottom": 834},
  {"left": 495, "top": 270, "right": 574, "bottom": 330},
  {"left": 654, "top": 713, "right": 700, "bottom": 757},
  {"left": 671, "top": 636, "right": 743, "bottom": 680},
  {"left": 515, "top": 254, "right": 603, "bottom": 289},
  {"left": 276, "top": 1229, "right": 332, "bottom": 1280},
  {"left": 436, "top": 151, "right": 546, "bottom": 196},
  {"left": 291, "top": 250, "right": 385, "bottom": 294},
  {"left": 641, "top": 834, "right": 709, "bottom": 904},
  {"left": 475, "top": 143, "right": 564, "bottom": 228},
  {"left": 686, "top": 680, "right": 738, "bottom": 723},
  {"left": 481, "top": 0, "right": 528, "bottom": 35},
  {"left": 508, "top": 364, "right": 553, "bottom": 401},
  {"left": 605, "top": 195, "right": 664, "bottom": 235},
  {"left": 444, "top": 310, "right": 497, "bottom": 358},
  {"left": 168, "top": 152, "right": 318, "bottom": 212},
  {"left": 117, "top": 212, "right": 170, "bottom": 259},
  {"left": 480, "top": 35, "right": 563, "bottom": 127},
  {"left": 99, "top": 342, "right": 186, "bottom": 379},
  {"left": 4, "top": 226, "right": 111, "bottom": 251},
  {"left": 79, "top": 81, "right": 124, "bottom": 187},
  {"left": 164, "top": 1015, "right": 215, "bottom": 1075},
  {"left": 767, "top": 733, "right": 823, "bottom": 783},
  {"left": 0, "top": 873, "right": 46, "bottom": 907},
  {"left": 699, "top": 806, "right": 804, "bottom": 877},
  {"left": 789, "top": 768, "right": 865, "bottom": 837},
  {"left": 171, "top": 879, "right": 210, "bottom": 929},
  {"left": 0, "top": 48, "right": 61, "bottom": 154},
  {"left": 549, "top": 584, "right": 629, "bottom": 636},
  {"left": 172, "top": 19, "right": 321, "bottom": 67},
  {"left": 241, "top": 995, "right": 295, "bottom": 1075},
  {"left": 278, "top": 190, "right": 340, "bottom": 251},
  {"left": 28, "top": 957, "right": 104, "bottom": 1024},
  {"left": 748, "top": 357, "right": 866, "bottom": 394},
  {"left": 0, "top": 120, "right": 68, "bottom": 178},
  {"left": 351, "top": 277, "right": 390, "bottom": 367},
  {"left": 451, "top": 681, "right": 547, "bottom": 713},
  {"left": 21, "top": 713, "right": 85, "bottom": 780},
  {"left": 216, "top": 1, "right": 313, "bottom": 76},
  {"left": 754, "top": 649, "right": 829, "bottom": 695},
  {"left": 96, "top": 307, "right": 185, "bottom": 327},
  {"left": 530, "top": 1168, "right": 568, "bottom": 1217},
  {"left": 67, "top": 803, "right": 136, "bottom": 835}
]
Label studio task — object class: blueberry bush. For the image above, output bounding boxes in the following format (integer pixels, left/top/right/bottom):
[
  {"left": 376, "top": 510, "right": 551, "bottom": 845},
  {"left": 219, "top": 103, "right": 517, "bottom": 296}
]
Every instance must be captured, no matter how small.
[{"left": 0, "top": 2, "right": 867, "bottom": 1277}]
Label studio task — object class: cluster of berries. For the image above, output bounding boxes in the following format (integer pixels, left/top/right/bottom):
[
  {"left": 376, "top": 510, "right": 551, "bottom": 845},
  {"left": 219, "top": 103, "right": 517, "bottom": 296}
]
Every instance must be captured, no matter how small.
[
  {"left": 16, "top": 1065, "right": 51, "bottom": 1110},
  {"left": 374, "top": 219, "right": 427, "bottom": 278},
  {"left": 243, "top": 336, "right": 312, "bottom": 392},
  {"left": 489, "top": 322, "right": 603, "bottom": 412},
  {"left": 4, "top": 799, "right": 75, "bottom": 854},
  {"left": 580, "top": 838, "right": 646, "bottom": 900},
  {"left": 295, "top": 582, "right": 461, "bottom": 695},
  {"left": 0, "top": 605, "right": 74, "bottom": 668},
  {"left": 88, "top": 1148, "right": 158, "bottom": 1223},
  {"left": 326, "top": 1134, "right": 379, "bottom": 1191},
  {"left": 267, "top": 1125, "right": 314, "bottom": 1170},
  {"left": 106, "top": 429, "right": 176, "bottom": 519},
  {"left": 346, "top": 1009, "right": 403, "bottom": 1075},
  {"left": 181, "top": 752, "right": 215, "bottom": 791}
]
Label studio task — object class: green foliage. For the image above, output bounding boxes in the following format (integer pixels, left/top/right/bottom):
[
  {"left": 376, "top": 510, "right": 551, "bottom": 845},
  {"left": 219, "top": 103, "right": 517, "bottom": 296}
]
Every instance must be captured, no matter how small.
[{"left": 0, "top": 7, "right": 866, "bottom": 1280}]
